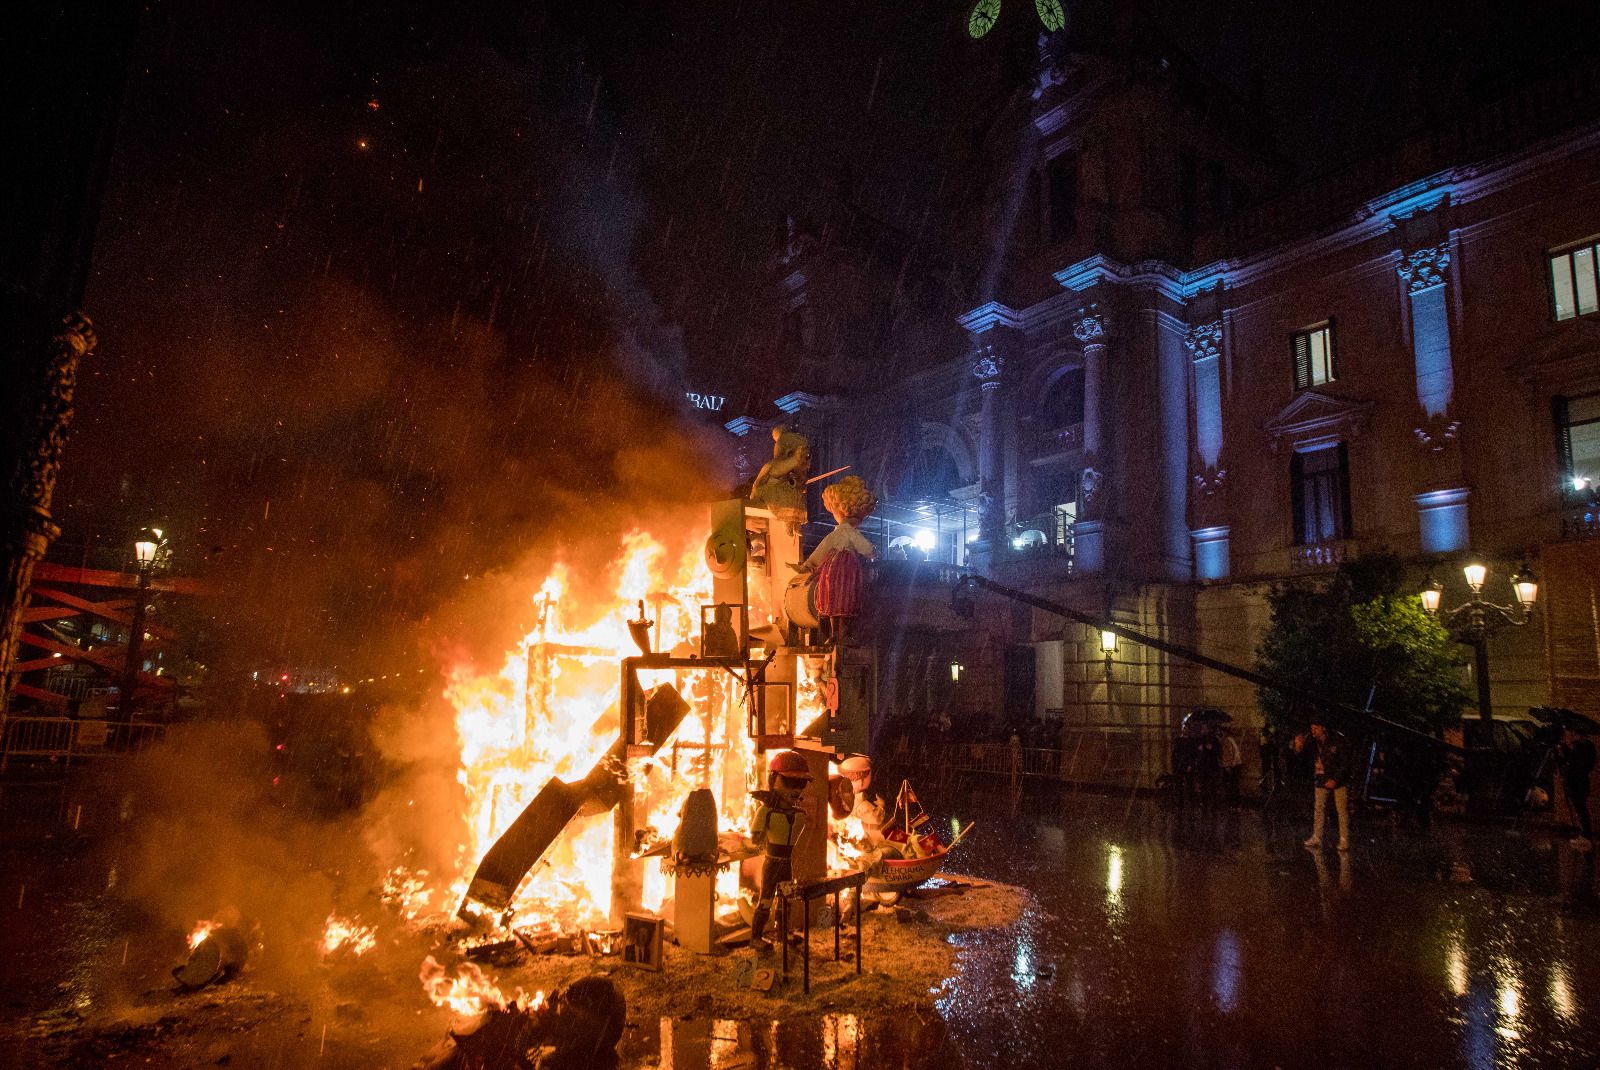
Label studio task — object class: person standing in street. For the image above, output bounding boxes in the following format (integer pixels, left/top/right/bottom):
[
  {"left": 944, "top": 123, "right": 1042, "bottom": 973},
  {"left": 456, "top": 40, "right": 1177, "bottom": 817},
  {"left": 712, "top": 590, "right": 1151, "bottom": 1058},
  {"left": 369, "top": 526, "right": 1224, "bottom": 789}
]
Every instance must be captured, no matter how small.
[
  {"left": 1294, "top": 722, "right": 1352, "bottom": 851},
  {"left": 1557, "top": 726, "right": 1596, "bottom": 850},
  {"left": 1220, "top": 727, "right": 1244, "bottom": 807}
]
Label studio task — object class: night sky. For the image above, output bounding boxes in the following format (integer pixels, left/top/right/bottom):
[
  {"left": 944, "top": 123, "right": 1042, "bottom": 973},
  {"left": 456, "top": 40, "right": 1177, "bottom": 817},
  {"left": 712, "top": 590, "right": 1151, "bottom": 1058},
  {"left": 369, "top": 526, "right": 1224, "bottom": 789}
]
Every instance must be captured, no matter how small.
[{"left": 43, "top": 0, "right": 1600, "bottom": 675}]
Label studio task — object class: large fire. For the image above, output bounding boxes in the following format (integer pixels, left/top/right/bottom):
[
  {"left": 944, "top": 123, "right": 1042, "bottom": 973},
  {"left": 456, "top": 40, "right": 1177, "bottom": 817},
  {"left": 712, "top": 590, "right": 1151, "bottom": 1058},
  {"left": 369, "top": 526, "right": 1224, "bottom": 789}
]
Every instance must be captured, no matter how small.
[{"left": 399, "top": 522, "right": 830, "bottom": 994}]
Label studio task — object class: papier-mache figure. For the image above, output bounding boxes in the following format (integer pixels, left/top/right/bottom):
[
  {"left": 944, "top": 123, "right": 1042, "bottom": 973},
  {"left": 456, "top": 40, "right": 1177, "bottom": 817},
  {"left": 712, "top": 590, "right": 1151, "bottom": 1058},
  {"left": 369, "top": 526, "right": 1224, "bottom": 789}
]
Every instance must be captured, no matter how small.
[
  {"left": 794, "top": 475, "right": 877, "bottom": 643},
  {"left": 747, "top": 750, "right": 812, "bottom": 952},
  {"left": 748, "top": 427, "right": 811, "bottom": 530}
]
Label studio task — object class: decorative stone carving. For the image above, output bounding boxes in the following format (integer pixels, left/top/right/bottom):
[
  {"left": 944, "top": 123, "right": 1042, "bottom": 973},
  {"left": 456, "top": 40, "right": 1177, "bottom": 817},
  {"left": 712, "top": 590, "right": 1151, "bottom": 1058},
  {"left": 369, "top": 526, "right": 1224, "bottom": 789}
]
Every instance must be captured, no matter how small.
[
  {"left": 1071, "top": 306, "right": 1108, "bottom": 345},
  {"left": 1263, "top": 390, "right": 1374, "bottom": 453},
  {"left": 1078, "top": 463, "right": 1107, "bottom": 521},
  {"left": 1184, "top": 321, "right": 1222, "bottom": 362},
  {"left": 1413, "top": 414, "right": 1462, "bottom": 453},
  {"left": 1192, "top": 467, "right": 1227, "bottom": 497},
  {"left": 1191, "top": 465, "right": 1229, "bottom": 529},
  {"left": 1397, "top": 242, "right": 1451, "bottom": 292},
  {"left": 971, "top": 345, "right": 1005, "bottom": 391}
]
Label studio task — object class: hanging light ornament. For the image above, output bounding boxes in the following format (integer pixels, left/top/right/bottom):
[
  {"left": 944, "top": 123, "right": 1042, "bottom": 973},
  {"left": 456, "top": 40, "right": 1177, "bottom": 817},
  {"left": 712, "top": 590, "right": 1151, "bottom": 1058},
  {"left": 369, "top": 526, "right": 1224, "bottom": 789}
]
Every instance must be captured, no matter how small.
[{"left": 967, "top": 0, "right": 1066, "bottom": 39}]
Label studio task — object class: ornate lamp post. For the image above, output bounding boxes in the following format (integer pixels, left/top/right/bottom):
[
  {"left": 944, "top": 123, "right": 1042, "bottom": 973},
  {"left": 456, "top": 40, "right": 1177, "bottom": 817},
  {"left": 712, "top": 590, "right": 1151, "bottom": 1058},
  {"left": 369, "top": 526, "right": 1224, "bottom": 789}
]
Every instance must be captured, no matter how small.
[
  {"left": 118, "top": 528, "right": 161, "bottom": 721},
  {"left": 1421, "top": 561, "right": 1539, "bottom": 723}
]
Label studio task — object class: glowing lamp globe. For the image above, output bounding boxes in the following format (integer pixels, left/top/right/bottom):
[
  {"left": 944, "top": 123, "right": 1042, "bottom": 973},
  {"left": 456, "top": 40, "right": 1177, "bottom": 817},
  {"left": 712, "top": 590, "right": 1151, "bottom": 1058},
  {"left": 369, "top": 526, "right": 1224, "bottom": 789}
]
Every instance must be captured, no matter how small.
[
  {"left": 1420, "top": 579, "right": 1443, "bottom": 615},
  {"left": 134, "top": 535, "right": 159, "bottom": 566},
  {"left": 1462, "top": 562, "right": 1487, "bottom": 593},
  {"left": 1512, "top": 566, "right": 1539, "bottom": 610},
  {"left": 1100, "top": 629, "right": 1118, "bottom": 654}
]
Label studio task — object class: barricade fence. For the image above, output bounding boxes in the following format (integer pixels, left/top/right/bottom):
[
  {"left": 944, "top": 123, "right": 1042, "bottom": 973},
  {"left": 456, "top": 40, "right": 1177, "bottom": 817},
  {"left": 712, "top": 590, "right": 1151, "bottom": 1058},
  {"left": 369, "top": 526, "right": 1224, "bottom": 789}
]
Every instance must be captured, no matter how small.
[
  {"left": 0, "top": 716, "right": 169, "bottom": 772},
  {"left": 886, "top": 724, "right": 1177, "bottom": 792}
]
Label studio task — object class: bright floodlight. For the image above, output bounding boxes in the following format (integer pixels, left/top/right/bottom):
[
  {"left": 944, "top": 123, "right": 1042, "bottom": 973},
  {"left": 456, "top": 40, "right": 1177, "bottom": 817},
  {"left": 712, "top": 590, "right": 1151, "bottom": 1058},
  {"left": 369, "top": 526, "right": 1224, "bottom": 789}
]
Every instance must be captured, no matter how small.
[
  {"left": 913, "top": 530, "right": 936, "bottom": 552},
  {"left": 1512, "top": 566, "right": 1539, "bottom": 610},
  {"left": 1462, "top": 562, "right": 1487, "bottom": 593}
]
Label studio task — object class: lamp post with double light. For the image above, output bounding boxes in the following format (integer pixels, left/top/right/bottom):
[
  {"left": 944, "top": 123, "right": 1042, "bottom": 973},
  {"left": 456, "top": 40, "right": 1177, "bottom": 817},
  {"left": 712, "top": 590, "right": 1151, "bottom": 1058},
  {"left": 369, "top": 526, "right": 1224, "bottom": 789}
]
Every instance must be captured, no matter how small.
[
  {"left": 117, "top": 528, "right": 161, "bottom": 722},
  {"left": 1420, "top": 561, "right": 1539, "bottom": 724}
]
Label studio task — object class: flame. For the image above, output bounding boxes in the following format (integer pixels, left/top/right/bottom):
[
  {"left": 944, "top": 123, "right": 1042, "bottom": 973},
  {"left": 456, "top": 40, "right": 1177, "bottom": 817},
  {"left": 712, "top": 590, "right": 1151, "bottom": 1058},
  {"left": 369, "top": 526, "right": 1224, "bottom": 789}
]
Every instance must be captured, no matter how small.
[
  {"left": 320, "top": 914, "right": 377, "bottom": 956},
  {"left": 419, "top": 954, "right": 543, "bottom": 1017},
  {"left": 438, "top": 524, "right": 766, "bottom": 931},
  {"left": 187, "top": 919, "right": 219, "bottom": 951}
]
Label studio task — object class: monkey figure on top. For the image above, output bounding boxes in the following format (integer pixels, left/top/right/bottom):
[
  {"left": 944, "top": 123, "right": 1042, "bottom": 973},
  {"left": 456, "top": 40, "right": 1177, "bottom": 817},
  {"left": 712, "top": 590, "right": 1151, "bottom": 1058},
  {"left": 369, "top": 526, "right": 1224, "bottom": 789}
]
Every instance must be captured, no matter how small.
[
  {"left": 748, "top": 750, "right": 812, "bottom": 953},
  {"left": 748, "top": 427, "right": 811, "bottom": 531},
  {"left": 792, "top": 475, "right": 878, "bottom": 646}
]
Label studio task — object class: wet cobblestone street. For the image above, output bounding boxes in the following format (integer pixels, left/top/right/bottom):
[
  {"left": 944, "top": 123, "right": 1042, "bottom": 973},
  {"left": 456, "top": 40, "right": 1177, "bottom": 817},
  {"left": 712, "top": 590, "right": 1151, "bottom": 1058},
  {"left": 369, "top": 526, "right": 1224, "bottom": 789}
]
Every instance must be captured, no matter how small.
[{"left": 3, "top": 773, "right": 1598, "bottom": 1069}]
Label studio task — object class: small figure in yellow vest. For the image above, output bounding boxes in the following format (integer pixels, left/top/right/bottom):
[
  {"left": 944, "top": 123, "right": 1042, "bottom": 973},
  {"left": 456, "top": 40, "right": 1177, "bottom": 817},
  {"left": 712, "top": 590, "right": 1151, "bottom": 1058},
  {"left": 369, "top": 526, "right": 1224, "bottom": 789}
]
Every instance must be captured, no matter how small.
[{"left": 749, "top": 750, "right": 812, "bottom": 952}]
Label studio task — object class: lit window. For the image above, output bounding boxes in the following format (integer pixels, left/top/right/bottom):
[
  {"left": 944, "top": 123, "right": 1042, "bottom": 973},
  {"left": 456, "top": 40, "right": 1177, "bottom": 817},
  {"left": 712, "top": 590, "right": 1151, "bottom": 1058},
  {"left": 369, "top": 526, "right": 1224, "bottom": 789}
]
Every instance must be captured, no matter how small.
[
  {"left": 1550, "top": 241, "right": 1600, "bottom": 321},
  {"left": 1290, "top": 443, "right": 1351, "bottom": 545},
  {"left": 1557, "top": 392, "right": 1600, "bottom": 497},
  {"left": 1291, "top": 323, "right": 1335, "bottom": 390}
]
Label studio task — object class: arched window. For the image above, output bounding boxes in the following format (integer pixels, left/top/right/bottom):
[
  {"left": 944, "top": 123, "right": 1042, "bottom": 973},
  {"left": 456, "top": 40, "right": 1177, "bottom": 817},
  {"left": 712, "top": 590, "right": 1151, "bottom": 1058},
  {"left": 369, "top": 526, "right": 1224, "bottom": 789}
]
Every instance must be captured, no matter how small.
[
  {"left": 898, "top": 442, "right": 963, "bottom": 500},
  {"left": 1039, "top": 368, "right": 1085, "bottom": 430}
]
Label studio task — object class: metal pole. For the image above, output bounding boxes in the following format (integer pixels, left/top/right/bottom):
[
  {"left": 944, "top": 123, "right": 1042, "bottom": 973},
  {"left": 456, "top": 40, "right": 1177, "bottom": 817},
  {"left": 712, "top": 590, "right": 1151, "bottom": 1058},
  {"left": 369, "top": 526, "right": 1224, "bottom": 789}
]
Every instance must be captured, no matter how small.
[
  {"left": 118, "top": 566, "right": 149, "bottom": 722},
  {"left": 1473, "top": 636, "right": 1493, "bottom": 724}
]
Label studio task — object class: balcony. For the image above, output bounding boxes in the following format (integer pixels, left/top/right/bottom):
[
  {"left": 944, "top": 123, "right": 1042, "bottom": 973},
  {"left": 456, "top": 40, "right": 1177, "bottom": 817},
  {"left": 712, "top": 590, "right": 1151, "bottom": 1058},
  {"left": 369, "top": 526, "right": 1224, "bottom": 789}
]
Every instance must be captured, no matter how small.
[
  {"left": 1032, "top": 422, "right": 1083, "bottom": 459},
  {"left": 1289, "top": 539, "right": 1352, "bottom": 572}
]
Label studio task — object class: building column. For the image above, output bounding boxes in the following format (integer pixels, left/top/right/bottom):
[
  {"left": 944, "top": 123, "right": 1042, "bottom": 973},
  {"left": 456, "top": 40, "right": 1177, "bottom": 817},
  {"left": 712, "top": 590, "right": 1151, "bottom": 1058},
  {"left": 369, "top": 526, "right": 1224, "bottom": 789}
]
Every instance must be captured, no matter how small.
[
  {"left": 971, "top": 344, "right": 1006, "bottom": 546},
  {"left": 1398, "top": 240, "right": 1470, "bottom": 553},
  {"left": 1072, "top": 306, "right": 1110, "bottom": 574},
  {"left": 1185, "top": 321, "right": 1230, "bottom": 581}
]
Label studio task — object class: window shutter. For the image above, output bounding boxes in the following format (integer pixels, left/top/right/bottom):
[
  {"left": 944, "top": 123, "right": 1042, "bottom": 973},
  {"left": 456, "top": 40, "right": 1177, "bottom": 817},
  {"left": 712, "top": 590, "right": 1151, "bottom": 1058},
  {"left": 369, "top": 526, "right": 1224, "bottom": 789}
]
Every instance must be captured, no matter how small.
[
  {"left": 1289, "top": 451, "right": 1306, "bottom": 545},
  {"left": 1293, "top": 332, "right": 1311, "bottom": 390},
  {"left": 1555, "top": 396, "right": 1574, "bottom": 483},
  {"left": 1324, "top": 321, "right": 1337, "bottom": 381},
  {"left": 1336, "top": 441, "right": 1353, "bottom": 538}
]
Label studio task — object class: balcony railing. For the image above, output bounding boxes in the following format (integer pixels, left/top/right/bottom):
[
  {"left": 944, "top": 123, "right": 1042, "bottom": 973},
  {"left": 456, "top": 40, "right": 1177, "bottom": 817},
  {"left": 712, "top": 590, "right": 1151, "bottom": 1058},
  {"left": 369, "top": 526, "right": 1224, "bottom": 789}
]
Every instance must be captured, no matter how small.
[
  {"left": 1032, "top": 422, "right": 1083, "bottom": 457},
  {"left": 1289, "top": 539, "right": 1350, "bottom": 572}
]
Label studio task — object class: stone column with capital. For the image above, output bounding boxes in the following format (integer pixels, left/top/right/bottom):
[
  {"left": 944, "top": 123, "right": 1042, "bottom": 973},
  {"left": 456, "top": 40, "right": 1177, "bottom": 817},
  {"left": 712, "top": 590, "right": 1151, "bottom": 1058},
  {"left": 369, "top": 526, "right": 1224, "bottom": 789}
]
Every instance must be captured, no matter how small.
[
  {"left": 971, "top": 344, "right": 1007, "bottom": 547},
  {"left": 1184, "top": 320, "right": 1230, "bottom": 581},
  {"left": 1397, "top": 239, "right": 1470, "bottom": 553},
  {"left": 1071, "top": 306, "right": 1110, "bottom": 574}
]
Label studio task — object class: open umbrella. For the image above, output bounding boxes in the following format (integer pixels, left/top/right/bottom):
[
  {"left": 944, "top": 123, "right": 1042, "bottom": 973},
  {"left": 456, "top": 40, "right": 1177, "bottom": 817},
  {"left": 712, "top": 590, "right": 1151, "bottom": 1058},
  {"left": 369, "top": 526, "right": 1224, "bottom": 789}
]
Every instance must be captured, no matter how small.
[
  {"left": 1530, "top": 707, "right": 1600, "bottom": 735},
  {"left": 1183, "top": 707, "right": 1232, "bottom": 729}
]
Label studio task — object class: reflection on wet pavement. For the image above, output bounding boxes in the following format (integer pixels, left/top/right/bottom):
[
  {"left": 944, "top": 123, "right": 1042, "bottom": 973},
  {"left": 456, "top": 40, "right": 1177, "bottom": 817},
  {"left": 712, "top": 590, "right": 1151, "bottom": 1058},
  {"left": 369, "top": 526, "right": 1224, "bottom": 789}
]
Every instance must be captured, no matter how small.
[
  {"left": 7, "top": 781, "right": 1599, "bottom": 1068},
  {"left": 622, "top": 788, "right": 1600, "bottom": 1069}
]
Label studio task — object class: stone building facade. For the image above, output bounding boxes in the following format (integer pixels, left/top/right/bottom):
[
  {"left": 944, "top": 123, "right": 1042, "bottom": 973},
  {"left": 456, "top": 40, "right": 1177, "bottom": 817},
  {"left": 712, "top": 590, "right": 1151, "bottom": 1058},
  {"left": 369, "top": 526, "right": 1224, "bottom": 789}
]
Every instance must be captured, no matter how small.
[{"left": 726, "top": 31, "right": 1600, "bottom": 777}]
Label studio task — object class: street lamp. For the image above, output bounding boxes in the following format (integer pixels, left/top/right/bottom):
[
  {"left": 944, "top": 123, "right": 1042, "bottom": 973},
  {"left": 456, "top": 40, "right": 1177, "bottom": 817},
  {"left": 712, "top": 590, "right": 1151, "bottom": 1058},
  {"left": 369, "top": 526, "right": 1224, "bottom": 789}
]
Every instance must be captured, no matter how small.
[
  {"left": 1421, "top": 560, "right": 1539, "bottom": 723},
  {"left": 119, "top": 527, "right": 162, "bottom": 722}
]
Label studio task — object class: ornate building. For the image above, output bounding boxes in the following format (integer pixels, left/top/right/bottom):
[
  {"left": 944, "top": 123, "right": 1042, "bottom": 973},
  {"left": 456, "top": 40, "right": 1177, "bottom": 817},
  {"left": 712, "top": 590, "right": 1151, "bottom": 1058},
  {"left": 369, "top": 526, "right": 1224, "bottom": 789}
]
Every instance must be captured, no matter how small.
[{"left": 727, "top": 26, "right": 1600, "bottom": 771}]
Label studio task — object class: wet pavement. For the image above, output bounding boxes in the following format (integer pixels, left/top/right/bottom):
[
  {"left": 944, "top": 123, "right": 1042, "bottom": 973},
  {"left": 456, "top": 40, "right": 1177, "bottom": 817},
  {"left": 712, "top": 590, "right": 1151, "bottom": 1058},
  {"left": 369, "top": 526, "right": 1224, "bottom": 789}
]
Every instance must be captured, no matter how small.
[{"left": 4, "top": 771, "right": 1600, "bottom": 1069}]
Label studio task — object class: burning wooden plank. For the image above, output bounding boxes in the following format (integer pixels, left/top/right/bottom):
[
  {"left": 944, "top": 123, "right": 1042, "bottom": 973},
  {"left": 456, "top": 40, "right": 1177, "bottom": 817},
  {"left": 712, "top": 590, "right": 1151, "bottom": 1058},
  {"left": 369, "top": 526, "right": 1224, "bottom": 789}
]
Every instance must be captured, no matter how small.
[{"left": 460, "top": 682, "right": 691, "bottom": 917}]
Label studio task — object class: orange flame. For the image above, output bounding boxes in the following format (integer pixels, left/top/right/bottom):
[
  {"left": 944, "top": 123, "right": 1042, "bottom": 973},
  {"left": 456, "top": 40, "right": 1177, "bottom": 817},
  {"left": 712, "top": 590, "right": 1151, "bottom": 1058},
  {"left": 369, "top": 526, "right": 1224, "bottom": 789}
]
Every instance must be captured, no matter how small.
[
  {"left": 320, "top": 914, "right": 377, "bottom": 956},
  {"left": 438, "top": 524, "right": 766, "bottom": 930},
  {"left": 419, "top": 954, "right": 543, "bottom": 1017},
  {"left": 187, "top": 919, "right": 219, "bottom": 951}
]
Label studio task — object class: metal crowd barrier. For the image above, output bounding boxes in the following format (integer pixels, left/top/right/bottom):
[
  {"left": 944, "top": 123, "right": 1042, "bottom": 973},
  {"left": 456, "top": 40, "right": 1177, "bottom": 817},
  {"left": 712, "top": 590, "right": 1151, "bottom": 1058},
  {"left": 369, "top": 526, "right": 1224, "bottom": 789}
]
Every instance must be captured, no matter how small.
[
  {"left": 0, "top": 717, "right": 168, "bottom": 772},
  {"left": 890, "top": 725, "right": 1173, "bottom": 791}
]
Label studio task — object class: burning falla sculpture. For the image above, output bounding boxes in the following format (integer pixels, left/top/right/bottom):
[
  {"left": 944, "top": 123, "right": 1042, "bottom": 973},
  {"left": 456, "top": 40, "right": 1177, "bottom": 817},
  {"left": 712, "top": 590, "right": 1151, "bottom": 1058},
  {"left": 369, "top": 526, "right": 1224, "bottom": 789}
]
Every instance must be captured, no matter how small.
[
  {"left": 747, "top": 427, "right": 810, "bottom": 530},
  {"left": 455, "top": 434, "right": 870, "bottom": 961}
]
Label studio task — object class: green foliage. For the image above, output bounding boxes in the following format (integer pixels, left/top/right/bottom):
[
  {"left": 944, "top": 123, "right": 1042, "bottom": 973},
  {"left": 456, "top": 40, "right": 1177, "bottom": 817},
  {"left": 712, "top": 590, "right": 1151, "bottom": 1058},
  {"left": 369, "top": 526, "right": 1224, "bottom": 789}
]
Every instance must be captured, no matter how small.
[{"left": 1256, "top": 553, "right": 1468, "bottom": 735}]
